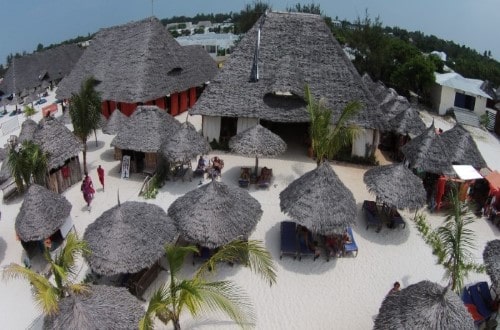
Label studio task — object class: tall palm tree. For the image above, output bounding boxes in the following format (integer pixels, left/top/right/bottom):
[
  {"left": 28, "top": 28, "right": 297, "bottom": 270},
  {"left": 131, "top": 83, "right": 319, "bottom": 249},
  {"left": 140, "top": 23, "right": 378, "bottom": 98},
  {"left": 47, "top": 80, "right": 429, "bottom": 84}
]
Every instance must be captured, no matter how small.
[
  {"left": 305, "top": 85, "right": 361, "bottom": 166},
  {"left": 8, "top": 140, "right": 48, "bottom": 192},
  {"left": 140, "top": 240, "right": 276, "bottom": 330},
  {"left": 69, "top": 77, "right": 102, "bottom": 174},
  {"left": 414, "top": 185, "right": 484, "bottom": 293},
  {"left": 2, "top": 232, "right": 89, "bottom": 315}
]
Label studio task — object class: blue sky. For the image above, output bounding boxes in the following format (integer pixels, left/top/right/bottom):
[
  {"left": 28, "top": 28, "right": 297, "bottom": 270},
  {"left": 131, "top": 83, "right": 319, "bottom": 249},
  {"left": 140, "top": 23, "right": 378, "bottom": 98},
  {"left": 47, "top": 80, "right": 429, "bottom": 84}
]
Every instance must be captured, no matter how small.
[{"left": 2, "top": 0, "right": 499, "bottom": 66}]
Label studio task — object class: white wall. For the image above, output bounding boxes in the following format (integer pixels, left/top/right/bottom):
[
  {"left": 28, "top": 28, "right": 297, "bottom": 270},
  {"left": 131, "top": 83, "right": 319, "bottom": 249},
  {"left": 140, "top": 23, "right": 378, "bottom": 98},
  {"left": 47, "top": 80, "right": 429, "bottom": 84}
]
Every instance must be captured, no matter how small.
[
  {"left": 352, "top": 129, "right": 377, "bottom": 158},
  {"left": 437, "top": 86, "right": 456, "bottom": 115},
  {"left": 202, "top": 116, "right": 221, "bottom": 142},
  {"left": 473, "top": 97, "right": 487, "bottom": 116},
  {"left": 433, "top": 85, "right": 487, "bottom": 116}
]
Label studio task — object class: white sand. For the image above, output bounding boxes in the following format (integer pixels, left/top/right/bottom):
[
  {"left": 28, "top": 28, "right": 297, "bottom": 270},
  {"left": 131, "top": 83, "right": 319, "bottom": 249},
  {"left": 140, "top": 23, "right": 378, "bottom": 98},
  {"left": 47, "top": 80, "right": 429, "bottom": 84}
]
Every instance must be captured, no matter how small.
[{"left": 0, "top": 91, "right": 499, "bottom": 329}]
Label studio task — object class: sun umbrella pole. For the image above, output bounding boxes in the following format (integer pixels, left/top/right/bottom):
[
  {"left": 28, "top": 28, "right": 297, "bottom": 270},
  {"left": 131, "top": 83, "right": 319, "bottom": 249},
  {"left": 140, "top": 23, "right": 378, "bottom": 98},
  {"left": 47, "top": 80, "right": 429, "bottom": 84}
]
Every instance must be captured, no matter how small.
[{"left": 254, "top": 156, "right": 259, "bottom": 176}]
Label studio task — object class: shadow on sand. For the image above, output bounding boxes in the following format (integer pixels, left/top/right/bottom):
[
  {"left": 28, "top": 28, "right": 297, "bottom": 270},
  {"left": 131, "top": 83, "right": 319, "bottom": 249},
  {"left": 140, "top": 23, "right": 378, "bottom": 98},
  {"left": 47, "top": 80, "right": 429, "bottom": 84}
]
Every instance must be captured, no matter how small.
[{"left": 0, "top": 237, "right": 6, "bottom": 264}]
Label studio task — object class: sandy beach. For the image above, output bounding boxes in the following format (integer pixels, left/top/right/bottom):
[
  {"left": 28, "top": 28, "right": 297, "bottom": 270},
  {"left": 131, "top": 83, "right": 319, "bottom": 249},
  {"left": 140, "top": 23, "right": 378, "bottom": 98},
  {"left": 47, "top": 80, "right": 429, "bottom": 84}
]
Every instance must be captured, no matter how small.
[{"left": 0, "top": 89, "right": 499, "bottom": 329}]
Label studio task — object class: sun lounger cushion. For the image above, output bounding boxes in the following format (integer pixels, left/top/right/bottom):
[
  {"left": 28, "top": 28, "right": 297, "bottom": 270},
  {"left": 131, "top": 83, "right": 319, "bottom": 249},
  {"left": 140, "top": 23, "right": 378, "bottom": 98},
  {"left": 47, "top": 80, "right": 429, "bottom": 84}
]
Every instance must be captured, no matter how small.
[
  {"left": 363, "top": 200, "right": 383, "bottom": 232},
  {"left": 280, "top": 221, "right": 298, "bottom": 259},
  {"left": 477, "top": 282, "right": 494, "bottom": 308},
  {"left": 469, "top": 284, "right": 494, "bottom": 319},
  {"left": 343, "top": 227, "right": 358, "bottom": 257},
  {"left": 297, "top": 230, "right": 316, "bottom": 260},
  {"left": 258, "top": 167, "right": 272, "bottom": 188},
  {"left": 462, "top": 287, "right": 485, "bottom": 322}
]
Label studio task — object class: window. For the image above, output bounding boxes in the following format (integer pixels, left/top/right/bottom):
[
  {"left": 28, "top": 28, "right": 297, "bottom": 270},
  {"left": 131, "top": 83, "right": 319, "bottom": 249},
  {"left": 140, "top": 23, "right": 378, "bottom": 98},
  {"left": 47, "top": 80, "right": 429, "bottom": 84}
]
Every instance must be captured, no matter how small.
[{"left": 454, "top": 92, "right": 475, "bottom": 111}]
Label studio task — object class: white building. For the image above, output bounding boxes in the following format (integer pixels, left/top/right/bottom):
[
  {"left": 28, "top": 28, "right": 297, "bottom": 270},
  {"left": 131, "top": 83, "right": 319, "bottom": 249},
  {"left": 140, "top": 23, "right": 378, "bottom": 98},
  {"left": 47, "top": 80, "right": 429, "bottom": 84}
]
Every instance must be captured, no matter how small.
[
  {"left": 431, "top": 72, "right": 492, "bottom": 116},
  {"left": 176, "top": 33, "right": 239, "bottom": 57}
]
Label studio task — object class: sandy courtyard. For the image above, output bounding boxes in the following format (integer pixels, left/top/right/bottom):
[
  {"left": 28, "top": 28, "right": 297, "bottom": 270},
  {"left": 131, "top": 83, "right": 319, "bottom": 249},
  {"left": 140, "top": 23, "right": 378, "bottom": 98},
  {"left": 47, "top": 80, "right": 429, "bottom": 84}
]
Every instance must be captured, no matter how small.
[{"left": 0, "top": 92, "right": 499, "bottom": 329}]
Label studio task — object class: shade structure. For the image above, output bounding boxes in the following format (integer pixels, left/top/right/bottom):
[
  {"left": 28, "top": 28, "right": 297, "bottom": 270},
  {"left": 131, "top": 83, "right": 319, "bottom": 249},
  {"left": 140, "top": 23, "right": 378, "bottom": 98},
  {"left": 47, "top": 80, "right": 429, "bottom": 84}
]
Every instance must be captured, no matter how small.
[
  {"left": 15, "top": 184, "right": 72, "bottom": 242},
  {"left": 279, "top": 162, "right": 356, "bottom": 234},
  {"left": 111, "top": 105, "right": 181, "bottom": 153},
  {"left": 374, "top": 280, "right": 475, "bottom": 330},
  {"left": 229, "top": 124, "right": 287, "bottom": 174},
  {"left": 168, "top": 180, "right": 263, "bottom": 249},
  {"left": 387, "top": 107, "right": 426, "bottom": 137},
  {"left": 23, "top": 93, "right": 38, "bottom": 106},
  {"left": 161, "top": 121, "right": 211, "bottom": 163},
  {"left": 363, "top": 163, "right": 426, "bottom": 211},
  {"left": 102, "top": 109, "right": 127, "bottom": 135},
  {"left": 43, "top": 285, "right": 144, "bottom": 329},
  {"left": 483, "top": 239, "right": 500, "bottom": 295},
  {"left": 83, "top": 201, "right": 178, "bottom": 276}
]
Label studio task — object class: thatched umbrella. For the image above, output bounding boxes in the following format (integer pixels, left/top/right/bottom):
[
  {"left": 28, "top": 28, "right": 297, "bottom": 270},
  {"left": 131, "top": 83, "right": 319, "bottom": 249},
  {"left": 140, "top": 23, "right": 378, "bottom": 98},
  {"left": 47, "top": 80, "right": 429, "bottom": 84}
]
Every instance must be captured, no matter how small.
[
  {"left": 374, "top": 280, "right": 475, "bottom": 329},
  {"left": 161, "top": 121, "right": 211, "bottom": 163},
  {"left": 168, "top": 180, "right": 262, "bottom": 249},
  {"left": 102, "top": 109, "right": 127, "bottom": 135},
  {"left": 279, "top": 162, "right": 356, "bottom": 234},
  {"left": 483, "top": 239, "right": 500, "bottom": 295},
  {"left": 387, "top": 107, "right": 426, "bottom": 137},
  {"left": 83, "top": 201, "right": 177, "bottom": 276},
  {"left": 15, "top": 184, "right": 72, "bottom": 242},
  {"left": 23, "top": 93, "right": 38, "bottom": 107},
  {"left": 43, "top": 285, "right": 144, "bottom": 329},
  {"left": 364, "top": 163, "right": 426, "bottom": 211},
  {"left": 18, "top": 118, "right": 38, "bottom": 143},
  {"left": 229, "top": 124, "right": 287, "bottom": 175}
]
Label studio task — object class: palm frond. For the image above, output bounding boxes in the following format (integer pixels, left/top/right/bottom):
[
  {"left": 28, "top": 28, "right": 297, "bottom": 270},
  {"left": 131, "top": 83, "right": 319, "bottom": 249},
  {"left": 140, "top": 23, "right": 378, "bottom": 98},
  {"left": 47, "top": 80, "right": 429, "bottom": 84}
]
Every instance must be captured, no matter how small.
[
  {"left": 165, "top": 244, "right": 199, "bottom": 277},
  {"left": 141, "top": 285, "right": 173, "bottom": 330}
]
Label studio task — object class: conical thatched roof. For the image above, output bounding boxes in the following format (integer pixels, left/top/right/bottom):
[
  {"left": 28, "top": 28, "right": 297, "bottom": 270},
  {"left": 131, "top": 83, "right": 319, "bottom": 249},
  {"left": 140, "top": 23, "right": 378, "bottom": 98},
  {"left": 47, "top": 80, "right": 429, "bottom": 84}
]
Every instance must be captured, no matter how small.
[
  {"left": 57, "top": 110, "right": 71, "bottom": 125},
  {"left": 229, "top": 124, "right": 287, "bottom": 158},
  {"left": 111, "top": 106, "right": 181, "bottom": 153},
  {"left": 402, "top": 124, "right": 486, "bottom": 175},
  {"left": 190, "top": 11, "right": 381, "bottom": 129},
  {"left": 102, "top": 109, "right": 127, "bottom": 135},
  {"left": 56, "top": 17, "right": 217, "bottom": 102},
  {"left": 168, "top": 181, "right": 262, "bottom": 249},
  {"left": 15, "top": 184, "right": 72, "bottom": 241},
  {"left": 18, "top": 118, "right": 38, "bottom": 143},
  {"left": 32, "top": 117, "right": 84, "bottom": 170},
  {"left": 483, "top": 239, "right": 500, "bottom": 295},
  {"left": 84, "top": 201, "right": 177, "bottom": 276},
  {"left": 387, "top": 107, "right": 426, "bottom": 136},
  {"left": 43, "top": 285, "right": 144, "bottom": 330},
  {"left": 364, "top": 163, "right": 426, "bottom": 210},
  {"left": 373, "top": 281, "right": 474, "bottom": 330},
  {"left": 0, "top": 44, "right": 83, "bottom": 95},
  {"left": 280, "top": 162, "right": 356, "bottom": 234},
  {"left": 161, "top": 121, "right": 211, "bottom": 162}
]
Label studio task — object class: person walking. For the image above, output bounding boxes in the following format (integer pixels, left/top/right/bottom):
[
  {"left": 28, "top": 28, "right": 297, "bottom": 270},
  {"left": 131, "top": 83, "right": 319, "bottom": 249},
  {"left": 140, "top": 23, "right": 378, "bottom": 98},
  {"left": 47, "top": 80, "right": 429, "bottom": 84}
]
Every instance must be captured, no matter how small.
[
  {"left": 81, "top": 174, "right": 95, "bottom": 211},
  {"left": 97, "top": 165, "right": 105, "bottom": 191}
]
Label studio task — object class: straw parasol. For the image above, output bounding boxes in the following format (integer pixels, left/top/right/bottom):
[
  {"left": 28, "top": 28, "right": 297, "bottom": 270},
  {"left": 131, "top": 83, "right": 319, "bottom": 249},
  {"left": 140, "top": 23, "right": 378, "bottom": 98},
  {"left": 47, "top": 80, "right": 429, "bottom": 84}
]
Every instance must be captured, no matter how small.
[
  {"left": 363, "top": 163, "right": 426, "bottom": 211},
  {"left": 279, "top": 162, "right": 356, "bottom": 234},
  {"left": 161, "top": 121, "right": 211, "bottom": 163},
  {"left": 83, "top": 201, "right": 178, "bottom": 276},
  {"left": 168, "top": 180, "right": 262, "bottom": 249},
  {"left": 43, "top": 285, "right": 144, "bottom": 329},
  {"left": 374, "top": 280, "right": 475, "bottom": 329},
  {"left": 483, "top": 239, "right": 500, "bottom": 295},
  {"left": 15, "top": 184, "right": 72, "bottom": 242},
  {"left": 102, "top": 109, "right": 127, "bottom": 135},
  {"left": 229, "top": 124, "right": 287, "bottom": 175}
]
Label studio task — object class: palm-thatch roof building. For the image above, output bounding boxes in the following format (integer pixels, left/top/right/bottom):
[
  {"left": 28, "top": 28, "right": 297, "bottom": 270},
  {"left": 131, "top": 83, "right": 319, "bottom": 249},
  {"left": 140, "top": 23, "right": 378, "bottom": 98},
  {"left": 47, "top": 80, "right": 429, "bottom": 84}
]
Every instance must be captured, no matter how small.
[
  {"left": 190, "top": 11, "right": 382, "bottom": 158},
  {"left": 43, "top": 285, "right": 144, "bottom": 329},
  {"left": 483, "top": 239, "right": 500, "bottom": 296},
  {"left": 56, "top": 17, "right": 218, "bottom": 118},
  {"left": 111, "top": 106, "right": 181, "bottom": 173},
  {"left": 18, "top": 117, "right": 83, "bottom": 193},
  {"left": 15, "top": 184, "right": 73, "bottom": 258},
  {"left": 0, "top": 44, "right": 83, "bottom": 96}
]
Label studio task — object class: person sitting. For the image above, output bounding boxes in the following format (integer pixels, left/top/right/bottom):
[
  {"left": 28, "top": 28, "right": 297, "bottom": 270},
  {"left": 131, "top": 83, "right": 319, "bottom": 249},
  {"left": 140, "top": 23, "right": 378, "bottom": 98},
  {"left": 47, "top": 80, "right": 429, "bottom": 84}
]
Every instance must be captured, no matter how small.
[
  {"left": 388, "top": 281, "right": 401, "bottom": 295},
  {"left": 325, "top": 234, "right": 342, "bottom": 258},
  {"left": 196, "top": 156, "right": 206, "bottom": 171},
  {"left": 296, "top": 225, "right": 320, "bottom": 260},
  {"left": 211, "top": 156, "right": 223, "bottom": 172}
]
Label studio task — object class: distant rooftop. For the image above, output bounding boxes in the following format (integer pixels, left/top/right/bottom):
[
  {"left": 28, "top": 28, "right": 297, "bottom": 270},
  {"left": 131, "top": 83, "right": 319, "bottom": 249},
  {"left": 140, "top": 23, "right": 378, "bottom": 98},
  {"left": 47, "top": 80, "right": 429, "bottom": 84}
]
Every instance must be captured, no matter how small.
[{"left": 435, "top": 72, "right": 491, "bottom": 99}]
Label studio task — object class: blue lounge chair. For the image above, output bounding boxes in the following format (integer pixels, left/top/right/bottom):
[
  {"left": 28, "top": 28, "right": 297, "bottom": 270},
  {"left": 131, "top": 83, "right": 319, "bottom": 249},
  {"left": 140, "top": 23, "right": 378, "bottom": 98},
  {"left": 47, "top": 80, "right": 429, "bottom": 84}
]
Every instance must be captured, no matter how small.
[
  {"left": 462, "top": 287, "right": 486, "bottom": 325},
  {"left": 296, "top": 228, "right": 318, "bottom": 261},
  {"left": 192, "top": 246, "right": 212, "bottom": 265},
  {"left": 238, "top": 167, "right": 251, "bottom": 188},
  {"left": 343, "top": 227, "right": 358, "bottom": 257},
  {"left": 362, "top": 200, "right": 383, "bottom": 232},
  {"left": 257, "top": 167, "right": 272, "bottom": 189},
  {"left": 469, "top": 283, "right": 494, "bottom": 320},
  {"left": 280, "top": 221, "right": 298, "bottom": 260},
  {"left": 477, "top": 282, "right": 494, "bottom": 308}
]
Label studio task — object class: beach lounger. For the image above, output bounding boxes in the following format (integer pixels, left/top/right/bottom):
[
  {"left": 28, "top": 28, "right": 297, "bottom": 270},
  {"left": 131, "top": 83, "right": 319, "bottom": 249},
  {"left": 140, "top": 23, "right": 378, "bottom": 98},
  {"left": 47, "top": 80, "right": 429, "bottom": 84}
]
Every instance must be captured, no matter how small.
[
  {"left": 257, "top": 167, "right": 272, "bottom": 188},
  {"left": 388, "top": 209, "right": 406, "bottom": 229},
  {"left": 477, "top": 282, "right": 494, "bottom": 308},
  {"left": 469, "top": 283, "right": 495, "bottom": 320},
  {"left": 462, "top": 287, "right": 486, "bottom": 325},
  {"left": 343, "top": 227, "right": 358, "bottom": 257},
  {"left": 280, "top": 221, "right": 298, "bottom": 260},
  {"left": 297, "top": 229, "right": 318, "bottom": 261},
  {"left": 362, "top": 200, "right": 383, "bottom": 232},
  {"left": 238, "top": 167, "right": 251, "bottom": 188}
]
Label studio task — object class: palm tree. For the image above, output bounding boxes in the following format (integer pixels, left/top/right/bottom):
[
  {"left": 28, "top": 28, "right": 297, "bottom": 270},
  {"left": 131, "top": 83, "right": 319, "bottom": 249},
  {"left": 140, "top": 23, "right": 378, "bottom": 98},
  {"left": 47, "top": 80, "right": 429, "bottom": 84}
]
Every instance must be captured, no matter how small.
[
  {"left": 140, "top": 240, "right": 276, "bottom": 330},
  {"left": 2, "top": 232, "right": 89, "bottom": 315},
  {"left": 305, "top": 85, "right": 361, "bottom": 166},
  {"left": 8, "top": 140, "right": 48, "bottom": 192},
  {"left": 414, "top": 185, "right": 484, "bottom": 293},
  {"left": 23, "top": 105, "right": 37, "bottom": 118},
  {"left": 69, "top": 76, "right": 101, "bottom": 174}
]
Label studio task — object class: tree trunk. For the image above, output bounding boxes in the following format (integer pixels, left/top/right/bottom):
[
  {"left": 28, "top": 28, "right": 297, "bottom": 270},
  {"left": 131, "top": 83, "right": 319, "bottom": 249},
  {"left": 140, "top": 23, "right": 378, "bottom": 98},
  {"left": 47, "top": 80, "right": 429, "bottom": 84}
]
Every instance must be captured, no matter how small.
[
  {"left": 82, "top": 139, "right": 88, "bottom": 175},
  {"left": 94, "top": 129, "right": 98, "bottom": 147},
  {"left": 173, "top": 320, "right": 181, "bottom": 330}
]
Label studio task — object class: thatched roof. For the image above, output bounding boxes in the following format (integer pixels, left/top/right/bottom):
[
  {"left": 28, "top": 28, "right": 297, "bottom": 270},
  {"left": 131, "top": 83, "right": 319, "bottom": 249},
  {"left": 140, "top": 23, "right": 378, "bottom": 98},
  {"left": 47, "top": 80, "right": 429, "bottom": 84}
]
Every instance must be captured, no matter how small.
[
  {"left": 111, "top": 106, "right": 181, "bottom": 153},
  {"left": 402, "top": 124, "right": 486, "bottom": 175},
  {"left": 0, "top": 44, "right": 83, "bottom": 95},
  {"left": 83, "top": 201, "right": 177, "bottom": 276},
  {"left": 374, "top": 280, "right": 474, "bottom": 330},
  {"left": 15, "top": 184, "right": 72, "bottom": 241},
  {"left": 361, "top": 73, "right": 390, "bottom": 103},
  {"left": 161, "top": 121, "right": 211, "bottom": 162},
  {"left": 102, "top": 109, "right": 128, "bottom": 135},
  {"left": 18, "top": 118, "right": 38, "bottom": 143},
  {"left": 279, "top": 162, "right": 356, "bottom": 234},
  {"left": 56, "top": 17, "right": 217, "bottom": 102},
  {"left": 31, "top": 117, "right": 83, "bottom": 170},
  {"left": 387, "top": 107, "right": 426, "bottom": 136},
  {"left": 190, "top": 12, "right": 381, "bottom": 129},
  {"left": 0, "top": 159, "right": 11, "bottom": 185},
  {"left": 43, "top": 285, "right": 144, "bottom": 329},
  {"left": 364, "top": 163, "right": 426, "bottom": 210},
  {"left": 229, "top": 124, "right": 287, "bottom": 158},
  {"left": 57, "top": 110, "right": 72, "bottom": 125},
  {"left": 168, "top": 181, "right": 262, "bottom": 249},
  {"left": 483, "top": 239, "right": 500, "bottom": 295},
  {"left": 0, "top": 147, "right": 6, "bottom": 162}
]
